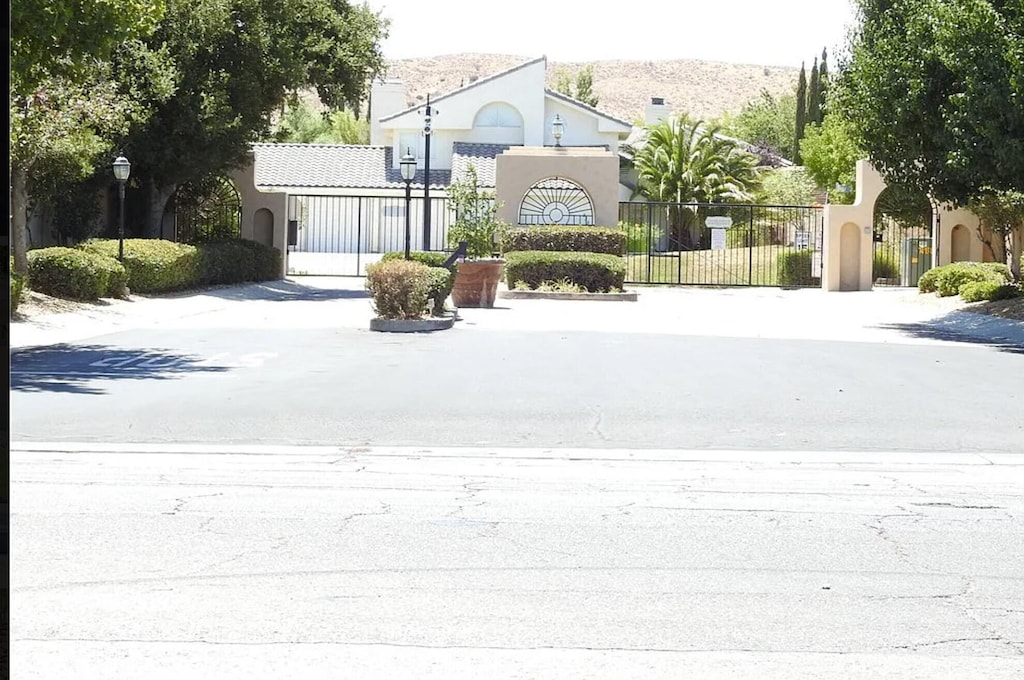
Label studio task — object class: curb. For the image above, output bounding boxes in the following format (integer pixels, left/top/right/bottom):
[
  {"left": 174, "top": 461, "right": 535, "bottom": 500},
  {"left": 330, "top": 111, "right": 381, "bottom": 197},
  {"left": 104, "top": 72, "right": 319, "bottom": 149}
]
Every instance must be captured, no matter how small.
[
  {"left": 369, "top": 316, "right": 456, "bottom": 333},
  {"left": 498, "top": 290, "right": 638, "bottom": 302}
]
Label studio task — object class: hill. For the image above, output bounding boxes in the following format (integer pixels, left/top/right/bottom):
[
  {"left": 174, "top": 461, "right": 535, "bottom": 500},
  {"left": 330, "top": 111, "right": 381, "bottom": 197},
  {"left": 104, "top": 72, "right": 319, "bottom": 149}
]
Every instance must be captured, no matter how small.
[{"left": 379, "top": 53, "right": 800, "bottom": 124}]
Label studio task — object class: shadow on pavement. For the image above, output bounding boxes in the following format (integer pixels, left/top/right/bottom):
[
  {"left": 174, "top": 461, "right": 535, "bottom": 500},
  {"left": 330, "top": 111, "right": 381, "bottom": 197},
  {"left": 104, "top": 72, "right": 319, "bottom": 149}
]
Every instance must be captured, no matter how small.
[
  {"left": 199, "top": 279, "right": 369, "bottom": 302},
  {"left": 875, "top": 314, "right": 1024, "bottom": 355},
  {"left": 10, "top": 344, "right": 231, "bottom": 394}
]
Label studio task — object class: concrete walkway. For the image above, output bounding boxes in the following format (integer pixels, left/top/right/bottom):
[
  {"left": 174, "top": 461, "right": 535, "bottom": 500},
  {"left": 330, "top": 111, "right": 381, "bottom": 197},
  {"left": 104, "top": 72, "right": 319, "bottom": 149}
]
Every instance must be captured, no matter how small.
[{"left": 9, "top": 276, "right": 1024, "bottom": 350}]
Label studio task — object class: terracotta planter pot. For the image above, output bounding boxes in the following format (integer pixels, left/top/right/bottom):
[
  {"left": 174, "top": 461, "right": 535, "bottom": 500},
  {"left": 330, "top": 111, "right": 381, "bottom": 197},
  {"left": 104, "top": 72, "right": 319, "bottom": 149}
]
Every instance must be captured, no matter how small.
[{"left": 451, "top": 258, "right": 505, "bottom": 308}]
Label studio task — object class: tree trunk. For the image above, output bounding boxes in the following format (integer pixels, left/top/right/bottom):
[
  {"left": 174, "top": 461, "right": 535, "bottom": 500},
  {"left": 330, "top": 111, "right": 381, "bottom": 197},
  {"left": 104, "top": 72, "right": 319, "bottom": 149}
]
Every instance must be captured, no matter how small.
[
  {"left": 1010, "top": 224, "right": 1023, "bottom": 281},
  {"left": 143, "top": 180, "right": 176, "bottom": 239},
  {"left": 11, "top": 164, "right": 30, "bottom": 275}
]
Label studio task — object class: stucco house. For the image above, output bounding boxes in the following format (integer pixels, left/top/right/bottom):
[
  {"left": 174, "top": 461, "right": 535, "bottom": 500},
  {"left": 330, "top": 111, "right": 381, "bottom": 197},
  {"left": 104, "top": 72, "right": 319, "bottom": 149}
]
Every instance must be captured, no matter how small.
[{"left": 233, "top": 56, "right": 636, "bottom": 275}]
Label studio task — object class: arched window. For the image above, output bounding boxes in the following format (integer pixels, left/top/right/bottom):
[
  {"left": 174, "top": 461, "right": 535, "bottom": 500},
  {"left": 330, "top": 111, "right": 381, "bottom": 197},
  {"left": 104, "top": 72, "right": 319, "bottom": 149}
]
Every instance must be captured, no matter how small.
[
  {"left": 518, "top": 177, "right": 594, "bottom": 226},
  {"left": 473, "top": 102, "right": 524, "bottom": 129}
]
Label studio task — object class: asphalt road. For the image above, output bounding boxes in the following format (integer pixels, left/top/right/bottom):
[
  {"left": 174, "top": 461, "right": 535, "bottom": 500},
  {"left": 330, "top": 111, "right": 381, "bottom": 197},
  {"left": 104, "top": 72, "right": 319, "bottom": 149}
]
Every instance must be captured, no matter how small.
[
  {"left": 10, "top": 444, "right": 1024, "bottom": 679},
  {"left": 10, "top": 324, "right": 1024, "bottom": 451}
]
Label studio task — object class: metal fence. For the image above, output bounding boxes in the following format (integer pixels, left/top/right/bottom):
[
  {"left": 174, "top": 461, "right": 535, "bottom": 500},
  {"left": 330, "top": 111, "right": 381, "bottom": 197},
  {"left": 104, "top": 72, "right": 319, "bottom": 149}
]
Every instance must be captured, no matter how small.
[
  {"left": 288, "top": 194, "right": 453, "bottom": 276},
  {"left": 619, "top": 201, "right": 825, "bottom": 287}
]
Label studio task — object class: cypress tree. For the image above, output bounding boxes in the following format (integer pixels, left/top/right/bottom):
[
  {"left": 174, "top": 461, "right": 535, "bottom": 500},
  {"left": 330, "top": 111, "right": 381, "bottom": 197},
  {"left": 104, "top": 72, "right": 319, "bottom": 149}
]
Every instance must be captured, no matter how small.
[
  {"left": 818, "top": 48, "right": 829, "bottom": 120},
  {"left": 794, "top": 62, "right": 807, "bottom": 163},
  {"left": 808, "top": 57, "right": 821, "bottom": 125}
]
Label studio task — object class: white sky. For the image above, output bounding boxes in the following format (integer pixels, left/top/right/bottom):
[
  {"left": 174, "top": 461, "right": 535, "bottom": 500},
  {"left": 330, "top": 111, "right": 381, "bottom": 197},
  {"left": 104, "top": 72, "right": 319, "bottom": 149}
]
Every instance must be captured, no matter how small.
[{"left": 364, "top": 0, "right": 859, "bottom": 68}]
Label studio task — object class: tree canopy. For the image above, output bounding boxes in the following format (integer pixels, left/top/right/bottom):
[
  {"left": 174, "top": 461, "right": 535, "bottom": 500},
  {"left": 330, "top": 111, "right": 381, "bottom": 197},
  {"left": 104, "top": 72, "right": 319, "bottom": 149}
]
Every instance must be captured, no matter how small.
[{"left": 838, "top": 0, "right": 1024, "bottom": 204}]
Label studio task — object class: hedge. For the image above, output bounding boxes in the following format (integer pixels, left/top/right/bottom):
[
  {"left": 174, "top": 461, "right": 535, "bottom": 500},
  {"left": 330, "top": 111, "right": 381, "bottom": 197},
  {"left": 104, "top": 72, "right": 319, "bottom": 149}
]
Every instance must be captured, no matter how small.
[
  {"left": 231, "top": 239, "right": 282, "bottom": 282},
  {"left": 501, "top": 226, "right": 627, "bottom": 256},
  {"left": 78, "top": 239, "right": 202, "bottom": 293},
  {"left": 365, "top": 259, "right": 432, "bottom": 319},
  {"left": 10, "top": 257, "right": 26, "bottom": 314},
  {"left": 382, "top": 252, "right": 455, "bottom": 314},
  {"left": 504, "top": 251, "right": 626, "bottom": 292},
  {"left": 929, "top": 262, "right": 1010, "bottom": 297},
  {"left": 776, "top": 251, "right": 819, "bottom": 287},
  {"left": 27, "top": 247, "right": 127, "bottom": 300},
  {"left": 959, "top": 280, "right": 1021, "bottom": 303}
]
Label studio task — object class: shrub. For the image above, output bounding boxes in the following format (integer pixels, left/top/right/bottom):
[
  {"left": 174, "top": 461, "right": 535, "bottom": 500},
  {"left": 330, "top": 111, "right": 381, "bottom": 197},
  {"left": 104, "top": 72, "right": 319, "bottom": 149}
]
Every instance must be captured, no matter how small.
[
  {"left": 27, "top": 247, "right": 124, "bottom": 300},
  {"left": 504, "top": 251, "right": 626, "bottom": 292},
  {"left": 872, "top": 250, "right": 900, "bottom": 281},
  {"left": 382, "top": 250, "right": 455, "bottom": 271},
  {"left": 959, "top": 280, "right": 1021, "bottom": 303},
  {"left": 198, "top": 241, "right": 257, "bottom": 284},
  {"left": 619, "top": 221, "right": 665, "bottom": 254},
  {"left": 382, "top": 252, "right": 456, "bottom": 315},
  {"left": 935, "top": 262, "right": 1009, "bottom": 297},
  {"left": 94, "top": 255, "right": 130, "bottom": 298},
  {"left": 365, "top": 259, "right": 431, "bottom": 319},
  {"left": 501, "top": 226, "right": 627, "bottom": 256},
  {"left": 776, "top": 250, "right": 819, "bottom": 286},
  {"left": 10, "top": 258, "right": 26, "bottom": 314},
  {"left": 424, "top": 266, "right": 454, "bottom": 315},
  {"left": 233, "top": 240, "right": 282, "bottom": 281},
  {"left": 917, "top": 267, "right": 941, "bottom": 293},
  {"left": 78, "top": 239, "right": 202, "bottom": 293}
]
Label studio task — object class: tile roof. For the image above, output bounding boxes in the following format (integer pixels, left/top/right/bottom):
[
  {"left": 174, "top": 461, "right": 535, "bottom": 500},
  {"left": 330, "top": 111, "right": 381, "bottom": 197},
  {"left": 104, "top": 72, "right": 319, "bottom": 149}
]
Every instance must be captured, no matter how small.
[
  {"left": 379, "top": 57, "right": 547, "bottom": 123},
  {"left": 450, "top": 142, "right": 513, "bottom": 187},
  {"left": 252, "top": 143, "right": 450, "bottom": 190}
]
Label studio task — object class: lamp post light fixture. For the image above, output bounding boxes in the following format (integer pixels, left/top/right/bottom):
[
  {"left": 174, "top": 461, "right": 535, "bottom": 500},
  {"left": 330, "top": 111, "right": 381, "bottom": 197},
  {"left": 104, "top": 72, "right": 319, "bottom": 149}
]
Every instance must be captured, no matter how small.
[
  {"left": 112, "top": 155, "right": 131, "bottom": 261},
  {"left": 419, "top": 95, "right": 437, "bottom": 250},
  {"left": 400, "top": 150, "right": 417, "bottom": 260},
  {"left": 552, "top": 114, "right": 565, "bottom": 147}
]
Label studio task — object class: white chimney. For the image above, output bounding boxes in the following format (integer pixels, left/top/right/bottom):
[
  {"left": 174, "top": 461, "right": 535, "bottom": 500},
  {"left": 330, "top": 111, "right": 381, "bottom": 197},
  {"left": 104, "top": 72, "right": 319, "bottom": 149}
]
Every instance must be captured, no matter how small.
[
  {"left": 370, "top": 79, "right": 408, "bottom": 146},
  {"left": 645, "top": 97, "right": 672, "bottom": 126}
]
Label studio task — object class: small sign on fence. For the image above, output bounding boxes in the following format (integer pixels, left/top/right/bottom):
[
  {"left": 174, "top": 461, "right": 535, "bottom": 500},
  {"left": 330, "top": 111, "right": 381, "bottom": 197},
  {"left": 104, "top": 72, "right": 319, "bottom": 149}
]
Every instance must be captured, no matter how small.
[
  {"left": 706, "top": 216, "right": 733, "bottom": 229},
  {"left": 710, "top": 228, "right": 727, "bottom": 251},
  {"left": 795, "top": 230, "right": 810, "bottom": 250}
]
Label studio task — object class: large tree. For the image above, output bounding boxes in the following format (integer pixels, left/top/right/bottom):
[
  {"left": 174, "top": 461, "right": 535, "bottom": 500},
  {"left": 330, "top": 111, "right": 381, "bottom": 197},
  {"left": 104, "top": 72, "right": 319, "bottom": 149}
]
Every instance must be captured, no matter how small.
[
  {"left": 114, "top": 0, "right": 389, "bottom": 236},
  {"left": 629, "top": 117, "right": 760, "bottom": 250},
  {"left": 722, "top": 89, "right": 797, "bottom": 163},
  {"left": 793, "top": 63, "right": 807, "bottom": 164},
  {"left": 799, "top": 112, "right": 863, "bottom": 205},
  {"left": 839, "top": 0, "right": 1024, "bottom": 202}
]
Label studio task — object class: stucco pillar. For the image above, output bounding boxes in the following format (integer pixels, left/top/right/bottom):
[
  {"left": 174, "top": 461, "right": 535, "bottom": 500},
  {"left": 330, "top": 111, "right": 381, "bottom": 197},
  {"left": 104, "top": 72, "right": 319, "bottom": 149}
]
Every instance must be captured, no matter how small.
[
  {"left": 821, "top": 160, "right": 887, "bottom": 291},
  {"left": 230, "top": 153, "right": 289, "bottom": 278},
  {"left": 494, "top": 147, "right": 619, "bottom": 228}
]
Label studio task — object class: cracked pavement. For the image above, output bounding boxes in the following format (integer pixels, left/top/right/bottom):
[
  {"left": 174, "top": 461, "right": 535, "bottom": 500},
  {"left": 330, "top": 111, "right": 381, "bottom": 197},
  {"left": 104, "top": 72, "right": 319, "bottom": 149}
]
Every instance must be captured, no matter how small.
[{"left": 10, "top": 444, "right": 1024, "bottom": 679}]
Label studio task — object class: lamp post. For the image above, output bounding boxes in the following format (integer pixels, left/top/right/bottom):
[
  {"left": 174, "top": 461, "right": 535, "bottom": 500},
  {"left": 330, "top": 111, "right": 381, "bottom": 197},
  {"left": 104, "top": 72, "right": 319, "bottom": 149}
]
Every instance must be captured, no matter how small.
[
  {"left": 112, "top": 155, "right": 131, "bottom": 261},
  {"left": 552, "top": 114, "right": 565, "bottom": 147},
  {"left": 400, "top": 150, "right": 417, "bottom": 260},
  {"left": 419, "top": 95, "right": 437, "bottom": 250}
]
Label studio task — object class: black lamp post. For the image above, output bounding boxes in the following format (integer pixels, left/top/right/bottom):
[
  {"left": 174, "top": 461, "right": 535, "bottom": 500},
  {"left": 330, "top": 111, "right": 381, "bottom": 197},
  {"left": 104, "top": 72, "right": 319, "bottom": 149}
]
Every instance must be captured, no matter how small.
[
  {"left": 400, "top": 150, "right": 417, "bottom": 260},
  {"left": 420, "top": 95, "right": 436, "bottom": 250},
  {"left": 112, "top": 155, "right": 131, "bottom": 261},
  {"left": 552, "top": 114, "right": 565, "bottom": 147}
]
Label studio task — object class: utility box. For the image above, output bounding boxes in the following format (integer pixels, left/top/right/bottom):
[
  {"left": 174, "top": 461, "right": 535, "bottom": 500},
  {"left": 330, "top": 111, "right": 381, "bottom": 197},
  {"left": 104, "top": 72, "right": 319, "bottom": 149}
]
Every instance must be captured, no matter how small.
[{"left": 901, "top": 237, "right": 933, "bottom": 287}]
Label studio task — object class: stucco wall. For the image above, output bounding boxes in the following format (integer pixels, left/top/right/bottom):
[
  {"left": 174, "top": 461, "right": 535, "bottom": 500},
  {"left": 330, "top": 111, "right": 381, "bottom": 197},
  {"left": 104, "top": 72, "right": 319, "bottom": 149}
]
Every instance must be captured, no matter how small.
[
  {"left": 494, "top": 147, "right": 620, "bottom": 228},
  {"left": 230, "top": 154, "right": 289, "bottom": 278}
]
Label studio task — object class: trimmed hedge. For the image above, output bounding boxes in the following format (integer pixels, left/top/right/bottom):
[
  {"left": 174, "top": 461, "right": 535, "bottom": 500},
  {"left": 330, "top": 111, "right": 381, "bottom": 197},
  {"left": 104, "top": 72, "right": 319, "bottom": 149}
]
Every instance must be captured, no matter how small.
[
  {"left": 382, "top": 251, "right": 455, "bottom": 314},
  {"left": 960, "top": 280, "right": 1021, "bottom": 303},
  {"left": 199, "top": 240, "right": 257, "bottom": 285},
  {"left": 79, "top": 239, "right": 201, "bottom": 293},
  {"left": 776, "top": 251, "right": 819, "bottom": 287},
  {"left": 504, "top": 251, "right": 626, "bottom": 292},
  {"left": 231, "top": 239, "right": 282, "bottom": 281},
  {"left": 934, "top": 262, "right": 1010, "bottom": 297},
  {"left": 27, "top": 247, "right": 127, "bottom": 300},
  {"left": 502, "top": 226, "right": 627, "bottom": 256},
  {"left": 365, "top": 259, "right": 431, "bottom": 319},
  {"left": 10, "top": 257, "right": 26, "bottom": 314}
]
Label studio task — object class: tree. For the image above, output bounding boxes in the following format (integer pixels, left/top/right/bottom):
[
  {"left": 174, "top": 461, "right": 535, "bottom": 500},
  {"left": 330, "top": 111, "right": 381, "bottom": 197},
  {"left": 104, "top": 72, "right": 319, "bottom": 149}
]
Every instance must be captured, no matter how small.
[
  {"left": 629, "top": 117, "right": 760, "bottom": 249},
  {"left": 552, "top": 65, "right": 599, "bottom": 107},
  {"left": 969, "top": 191, "right": 1024, "bottom": 279},
  {"left": 799, "top": 113, "right": 863, "bottom": 204},
  {"left": 723, "top": 90, "right": 797, "bottom": 162},
  {"left": 271, "top": 100, "right": 369, "bottom": 144},
  {"left": 755, "top": 166, "right": 819, "bottom": 207},
  {"left": 793, "top": 63, "right": 807, "bottom": 164},
  {"left": 114, "top": 0, "right": 389, "bottom": 236},
  {"left": 839, "top": 0, "right": 1024, "bottom": 204},
  {"left": 808, "top": 57, "right": 821, "bottom": 126},
  {"left": 817, "top": 48, "right": 829, "bottom": 121}
]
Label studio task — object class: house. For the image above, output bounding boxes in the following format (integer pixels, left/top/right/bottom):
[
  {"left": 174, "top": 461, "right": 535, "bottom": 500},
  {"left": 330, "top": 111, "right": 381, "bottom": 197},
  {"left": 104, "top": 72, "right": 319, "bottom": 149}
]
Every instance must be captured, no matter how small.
[{"left": 233, "top": 56, "right": 635, "bottom": 275}]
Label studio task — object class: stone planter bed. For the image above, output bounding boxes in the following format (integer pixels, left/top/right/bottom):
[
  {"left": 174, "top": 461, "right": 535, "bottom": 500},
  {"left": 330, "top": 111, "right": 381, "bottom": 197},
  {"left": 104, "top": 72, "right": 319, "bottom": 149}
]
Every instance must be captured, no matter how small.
[{"left": 369, "top": 316, "right": 456, "bottom": 333}]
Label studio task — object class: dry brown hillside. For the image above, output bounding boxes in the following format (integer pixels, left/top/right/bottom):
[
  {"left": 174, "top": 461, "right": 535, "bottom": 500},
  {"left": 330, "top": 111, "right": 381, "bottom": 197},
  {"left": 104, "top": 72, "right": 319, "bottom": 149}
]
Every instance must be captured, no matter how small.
[{"left": 380, "top": 53, "right": 800, "bottom": 123}]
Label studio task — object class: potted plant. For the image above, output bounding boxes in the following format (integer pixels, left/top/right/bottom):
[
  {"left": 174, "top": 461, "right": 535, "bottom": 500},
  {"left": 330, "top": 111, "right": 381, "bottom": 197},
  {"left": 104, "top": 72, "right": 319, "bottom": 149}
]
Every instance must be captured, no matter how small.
[{"left": 446, "top": 163, "right": 509, "bottom": 308}]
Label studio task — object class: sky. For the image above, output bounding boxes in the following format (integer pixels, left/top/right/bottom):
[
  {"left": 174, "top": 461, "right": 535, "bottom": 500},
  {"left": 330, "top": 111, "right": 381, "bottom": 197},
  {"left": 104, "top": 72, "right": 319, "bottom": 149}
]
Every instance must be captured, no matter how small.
[{"left": 364, "top": 0, "right": 859, "bottom": 68}]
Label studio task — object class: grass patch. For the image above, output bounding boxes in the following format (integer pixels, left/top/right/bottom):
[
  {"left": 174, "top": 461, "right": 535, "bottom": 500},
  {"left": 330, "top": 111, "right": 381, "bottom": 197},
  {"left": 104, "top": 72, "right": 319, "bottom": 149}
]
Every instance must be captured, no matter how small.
[{"left": 626, "top": 245, "right": 819, "bottom": 286}]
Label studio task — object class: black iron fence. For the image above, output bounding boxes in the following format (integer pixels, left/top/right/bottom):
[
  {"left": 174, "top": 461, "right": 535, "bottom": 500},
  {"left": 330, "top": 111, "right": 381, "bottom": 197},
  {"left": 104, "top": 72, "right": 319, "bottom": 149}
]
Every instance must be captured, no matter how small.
[{"left": 619, "top": 201, "right": 825, "bottom": 287}]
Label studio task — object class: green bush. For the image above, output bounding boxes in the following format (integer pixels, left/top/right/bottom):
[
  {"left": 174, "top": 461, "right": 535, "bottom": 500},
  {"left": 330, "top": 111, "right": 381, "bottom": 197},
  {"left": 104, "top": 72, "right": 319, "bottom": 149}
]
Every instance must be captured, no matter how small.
[
  {"left": 27, "top": 247, "right": 125, "bottom": 300},
  {"left": 78, "top": 239, "right": 202, "bottom": 293},
  {"left": 959, "top": 280, "right": 1021, "bottom": 303},
  {"left": 198, "top": 241, "right": 257, "bottom": 284},
  {"left": 619, "top": 221, "right": 666, "bottom": 254},
  {"left": 94, "top": 254, "right": 130, "bottom": 298},
  {"left": 776, "top": 250, "right": 819, "bottom": 286},
  {"left": 382, "top": 252, "right": 455, "bottom": 314},
  {"left": 917, "top": 267, "right": 941, "bottom": 293},
  {"left": 504, "top": 251, "right": 626, "bottom": 292},
  {"left": 726, "top": 225, "right": 777, "bottom": 249},
  {"left": 872, "top": 250, "right": 900, "bottom": 281},
  {"left": 233, "top": 240, "right": 282, "bottom": 281},
  {"left": 934, "top": 262, "right": 1010, "bottom": 297},
  {"left": 365, "top": 259, "right": 431, "bottom": 319},
  {"left": 501, "top": 226, "right": 627, "bottom": 256},
  {"left": 10, "top": 258, "right": 26, "bottom": 314}
]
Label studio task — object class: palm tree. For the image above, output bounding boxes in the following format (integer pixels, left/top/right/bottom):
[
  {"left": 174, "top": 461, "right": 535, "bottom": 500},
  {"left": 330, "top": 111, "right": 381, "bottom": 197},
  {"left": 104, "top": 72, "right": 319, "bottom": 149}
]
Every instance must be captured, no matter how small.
[{"left": 628, "top": 117, "right": 759, "bottom": 250}]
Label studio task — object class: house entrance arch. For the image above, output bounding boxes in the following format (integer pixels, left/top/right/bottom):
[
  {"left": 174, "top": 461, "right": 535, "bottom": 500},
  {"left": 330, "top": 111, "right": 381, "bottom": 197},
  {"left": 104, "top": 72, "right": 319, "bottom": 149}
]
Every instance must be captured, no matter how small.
[{"left": 872, "top": 185, "right": 933, "bottom": 287}]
